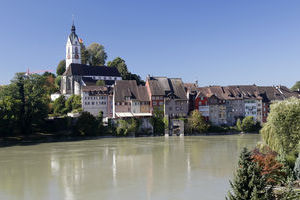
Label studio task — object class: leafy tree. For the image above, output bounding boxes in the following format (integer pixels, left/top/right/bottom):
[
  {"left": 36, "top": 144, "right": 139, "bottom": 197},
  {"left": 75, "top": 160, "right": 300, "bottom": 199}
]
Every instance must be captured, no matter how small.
[
  {"left": 226, "top": 148, "right": 274, "bottom": 200},
  {"left": 240, "top": 116, "right": 256, "bottom": 133},
  {"left": 74, "top": 112, "right": 98, "bottom": 136},
  {"left": 87, "top": 43, "right": 107, "bottom": 66},
  {"left": 187, "top": 110, "right": 209, "bottom": 133},
  {"left": 260, "top": 97, "right": 300, "bottom": 155},
  {"left": 55, "top": 76, "right": 62, "bottom": 89},
  {"left": 291, "top": 81, "right": 300, "bottom": 91},
  {"left": 80, "top": 43, "right": 90, "bottom": 65},
  {"left": 56, "top": 60, "right": 66, "bottom": 75},
  {"left": 0, "top": 96, "right": 20, "bottom": 136},
  {"left": 107, "top": 57, "right": 145, "bottom": 85},
  {"left": 96, "top": 80, "right": 105, "bottom": 86},
  {"left": 107, "top": 57, "right": 129, "bottom": 78},
  {"left": 53, "top": 95, "right": 67, "bottom": 115},
  {"left": 65, "top": 95, "right": 81, "bottom": 113},
  {"left": 236, "top": 118, "right": 242, "bottom": 132},
  {"left": 251, "top": 147, "right": 285, "bottom": 185}
]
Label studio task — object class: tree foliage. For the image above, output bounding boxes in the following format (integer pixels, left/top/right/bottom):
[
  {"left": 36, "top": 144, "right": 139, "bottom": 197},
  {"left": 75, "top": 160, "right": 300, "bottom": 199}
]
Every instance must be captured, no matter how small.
[
  {"left": 0, "top": 73, "right": 49, "bottom": 135},
  {"left": 96, "top": 80, "right": 105, "bottom": 86},
  {"left": 74, "top": 112, "right": 98, "bottom": 136},
  {"left": 260, "top": 97, "right": 300, "bottom": 155},
  {"left": 226, "top": 148, "right": 274, "bottom": 200},
  {"left": 236, "top": 118, "right": 242, "bottom": 132},
  {"left": 291, "top": 81, "right": 300, "bottom": 92},
  {"left": 87, "top": 43, "right": 107, "bottom": 66},
  {"left": 53, "top": 95, "right": 67, "bottom": 115},
  {"left": 107, "top": 57, "right": 145, "bottom": 85},
  {"left": 56, "top": 60, "right": 66, "bottom": 75},
  {"left": 65, "top": 95, "right": 82, "bottom": 113},
  {"left": 187, "top": 110, "right": 209, "bottom": 133}
]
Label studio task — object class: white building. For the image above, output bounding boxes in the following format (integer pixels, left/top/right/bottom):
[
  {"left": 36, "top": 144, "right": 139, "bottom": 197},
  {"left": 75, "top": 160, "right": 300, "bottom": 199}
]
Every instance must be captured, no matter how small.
[{"left": 81, "top": 86, "right": 113, "bottom": 118}]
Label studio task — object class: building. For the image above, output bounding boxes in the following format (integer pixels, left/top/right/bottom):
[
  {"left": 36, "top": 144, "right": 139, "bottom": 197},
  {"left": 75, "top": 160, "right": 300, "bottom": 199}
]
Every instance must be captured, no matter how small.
[
  {"left": 81, "top": 85, "right": 113, "bottom": 118},
  {"left": 113, "top": 80, "right": 151, "bottom": 118},
  {"left": 60, "top": 23, "right": 122, "bottom": 95},
  {"left": 146, "top": 77, "right": 188, "bottom": 117}
]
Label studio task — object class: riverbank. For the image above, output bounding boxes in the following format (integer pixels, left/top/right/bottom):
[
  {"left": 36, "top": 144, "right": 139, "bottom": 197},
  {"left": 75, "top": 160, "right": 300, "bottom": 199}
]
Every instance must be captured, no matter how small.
[{"left": 0, "top": 131, "right": 256, "bottom": 147}]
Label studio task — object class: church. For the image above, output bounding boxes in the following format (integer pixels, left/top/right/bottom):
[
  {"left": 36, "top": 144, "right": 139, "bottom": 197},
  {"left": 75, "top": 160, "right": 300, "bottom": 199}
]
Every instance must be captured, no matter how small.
[{"left": 60, "top": 23, "right": 122, "bottom": 95}]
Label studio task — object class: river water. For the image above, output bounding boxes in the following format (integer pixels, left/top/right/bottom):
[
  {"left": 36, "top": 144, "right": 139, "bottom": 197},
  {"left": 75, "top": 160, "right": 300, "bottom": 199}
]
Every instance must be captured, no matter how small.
[{"left": 0, "top": 134, "right": 260, "bottom": 200}]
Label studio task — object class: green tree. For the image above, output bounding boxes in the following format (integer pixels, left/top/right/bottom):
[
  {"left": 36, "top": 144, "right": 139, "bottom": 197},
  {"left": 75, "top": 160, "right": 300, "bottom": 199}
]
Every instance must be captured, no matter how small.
[
  {"left": 291, "top": 81, "right": 300, "bottom": 91},
  {"left": 65, "top": 95, "right": 81, "bottom": 113},
  {"left": 56, "top": 60, "right": 66, "bottom": 75},
  {"left": 53, "top": 95, "right": 67, "bottom": 115},
  {"left": 260, "top": 97, "right": 300, "bottom": 155},
  {"left": 226, "top": 148, "right": 274, "bottom": 200},
  {"left": 87, "top": 43, "right": 107, "bottom": 66},
  {"left": 80, "top": 43, "right": 90, "bottom": 65},
  {"left": 241, "top": 116, "right": 256, "bottom": 133},
  {"left": 236, "top": 118, "right": 242, "bottom": 131},
  {"left": 294, "top": 154, "right": 300, "bottom": 180},
  {"left": 187, "top": 110, "right": 209, "bottom": 133},
  {"left": 107, "top": 57, "right": 145, "bottom": 85},
  {"left": 55, "top": 76, "right": 62, "bottom": 89},
  {"left": 96, "top": 80, "right": 105, "bottom": 86},
  {"left": 74, "top": 112, "right": 98, "bottom": 136}
]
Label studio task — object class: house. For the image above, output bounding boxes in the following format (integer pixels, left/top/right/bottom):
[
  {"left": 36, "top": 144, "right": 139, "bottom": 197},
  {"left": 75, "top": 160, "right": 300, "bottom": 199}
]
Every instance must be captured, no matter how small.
[
  {"left": 60, "top": 23, "right": 122, "bottom": 96},
  {"left": 113, "top": 80, "right": 151, "bottom": 118},
  {"left": 146, "top": 77, "right": 188, "bottom": 117},
  {"left": 81, "top": 85, "right": 113, "bottom": 118}
]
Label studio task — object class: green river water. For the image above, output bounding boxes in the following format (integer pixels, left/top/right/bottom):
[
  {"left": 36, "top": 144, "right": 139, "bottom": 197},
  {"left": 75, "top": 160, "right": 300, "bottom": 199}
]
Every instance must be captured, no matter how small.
[{"left": 0, "top": 134, "right": 260, "bottom": 200}]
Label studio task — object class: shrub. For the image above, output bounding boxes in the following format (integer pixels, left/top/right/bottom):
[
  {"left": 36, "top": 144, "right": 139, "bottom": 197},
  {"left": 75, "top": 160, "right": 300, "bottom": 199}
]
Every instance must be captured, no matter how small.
[
  {"left": 53, "top": 95, "right": 67, "bottom": 115},
  {"left": 74, "top": 112, "right": 98, "bottom": 136},
  {"left": 241, "top": 116, "right": 256, "bottom": 133},
  {"left": 187, "top": 110, "right": 209, "bottom": 134},
  {"left": 236, "top": 118, "right": 242, "bottom": 131}
]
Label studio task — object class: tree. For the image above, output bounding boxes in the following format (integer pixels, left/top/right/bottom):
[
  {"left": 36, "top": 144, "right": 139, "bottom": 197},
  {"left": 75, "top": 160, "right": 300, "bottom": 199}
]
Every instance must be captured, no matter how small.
[
  {"left": 96, "top": 80, "right": 105, "bottom": 86},
  {"left": 236, "top": 118, "right": 242, "bottom": 131},
  {"left": 56, "top": 60, "right": 66, "bottom": 75},
  {"left": 241, "top": 116, "right": 256, "bottom": 133},
  {"left": 1, "top": 73, "right": 50, "bottom": 135},
  {"left": 187, "top": 110, "right": 209, "bottom": 133},
  {"left": 65, "top": 95, "right": 81, "bottom": 113},
  {"left": 107, "top": 57, "right": 129, "bottom": 78},
  {"left": 291, "top": 81, "right": 300, "bottom": 91},
  {"left": 294, "top": 154, "right": 300, "bottom": 180},
  {"left": 80, "top": 43, "right": 90, "bottom": 65},
  {"left": 226, "top": 148, "right": 274, "bottom": 200},
  {"left": 87, "top": 43, "right": 107, "bottom": 66},
  {"left": 260, "top": 97, "right": 300, "bottom": 155},
  {"left": 107, "top": 57, "right": 145, "bottom": 85},
  {"left": 74, "top": 112, "right": 98, "bottom": 136},
  {"left": 53, "top": 95, "right": 67, "bottom": 115},
  {"left": 55, "top": 76, "right": 62, "bottom": 90}
]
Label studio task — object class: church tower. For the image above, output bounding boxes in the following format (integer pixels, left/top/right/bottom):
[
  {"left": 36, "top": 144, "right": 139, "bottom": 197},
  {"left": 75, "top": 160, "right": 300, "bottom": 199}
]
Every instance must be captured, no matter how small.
[{"left": 66, "top": 22, "right": 81, "bottom": 70}]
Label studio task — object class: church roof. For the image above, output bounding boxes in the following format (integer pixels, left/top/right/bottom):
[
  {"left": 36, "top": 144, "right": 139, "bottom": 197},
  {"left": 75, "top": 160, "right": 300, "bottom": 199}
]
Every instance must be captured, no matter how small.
[{"left": 64, "top": 63, "right": 121, "bottom": 77}]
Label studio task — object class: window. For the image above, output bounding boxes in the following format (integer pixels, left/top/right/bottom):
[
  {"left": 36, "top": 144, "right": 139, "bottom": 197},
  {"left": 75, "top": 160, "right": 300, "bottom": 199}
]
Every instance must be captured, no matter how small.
[
  {"left": 159, "top": 101, "right": 163, "bottom": 106},
  {"left": 153, "top": 101, "right": 157, "bottom": 106},
  {"left": 160, "top": 97, "right": 163, "bottom": 100}
]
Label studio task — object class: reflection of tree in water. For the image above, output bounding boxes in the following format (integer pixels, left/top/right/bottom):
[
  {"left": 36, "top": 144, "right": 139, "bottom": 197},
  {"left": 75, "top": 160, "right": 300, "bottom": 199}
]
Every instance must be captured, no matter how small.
[{"left": 0, "top": 135, "right": 261, "bottom": 200}]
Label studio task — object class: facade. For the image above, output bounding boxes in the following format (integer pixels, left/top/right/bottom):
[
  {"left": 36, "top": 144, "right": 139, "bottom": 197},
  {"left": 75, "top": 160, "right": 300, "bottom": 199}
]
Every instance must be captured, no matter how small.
[
  {"left": 191, "top": 85, "right": 299, "bottom": 126},
  {"left": 113, "top": 80, "right": 151, "bottom": 118},
  {"left": 81, "top": 86, "right": 113, "bottom": 118},
  {"left": 146, "top": 77, "right": 188, "bottom": 117},
  {"left": 60, "top": 23, "right": 122, "bottom": 96}
]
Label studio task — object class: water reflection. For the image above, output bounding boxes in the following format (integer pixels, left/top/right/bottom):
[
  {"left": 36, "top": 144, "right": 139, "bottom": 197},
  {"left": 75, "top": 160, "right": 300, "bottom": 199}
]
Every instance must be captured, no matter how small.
[{"left": 0, "top": 135, "right": 260, "bottom": 200}]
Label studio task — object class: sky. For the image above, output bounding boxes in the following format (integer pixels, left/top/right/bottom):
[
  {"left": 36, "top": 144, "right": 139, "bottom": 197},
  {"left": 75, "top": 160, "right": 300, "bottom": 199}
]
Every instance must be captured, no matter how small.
[{"left": 0, "top": 0, "right": 299, "bottom": 87}]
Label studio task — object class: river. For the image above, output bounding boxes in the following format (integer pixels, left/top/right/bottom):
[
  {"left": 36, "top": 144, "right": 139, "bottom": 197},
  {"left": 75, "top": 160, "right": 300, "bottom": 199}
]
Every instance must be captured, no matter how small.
[{"left": 0, "top": 134, "right": 260, "bottom": 200}]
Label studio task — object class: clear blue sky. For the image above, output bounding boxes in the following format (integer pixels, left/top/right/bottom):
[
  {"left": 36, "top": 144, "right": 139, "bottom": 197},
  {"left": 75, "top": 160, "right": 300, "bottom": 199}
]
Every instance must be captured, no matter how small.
[{"left": 0, "top": 0, "right": 299, "bottom": 87}]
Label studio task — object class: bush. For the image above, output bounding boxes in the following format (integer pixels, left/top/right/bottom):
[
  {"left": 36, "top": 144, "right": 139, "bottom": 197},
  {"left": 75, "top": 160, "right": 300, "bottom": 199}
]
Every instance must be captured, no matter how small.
[
  {"left": 65, "top": 95, "right": 81, "bottom": 113},
  {"left": 53, "top": 95, "right": 67, "bottom": 115},
  {"left": 241, "top": 116, "right": 256, "bottom": 133},
  {"left": 74, "top": 112, "right": 98, "bottom": 136},
  {"left": 236, "top": 118, "right": 242, "bottom": 131}
]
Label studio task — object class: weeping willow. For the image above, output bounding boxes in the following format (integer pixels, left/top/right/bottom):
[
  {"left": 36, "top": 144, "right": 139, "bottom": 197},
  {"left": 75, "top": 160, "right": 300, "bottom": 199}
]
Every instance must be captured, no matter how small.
[{"left": 260, "top": 97, "right": 300, "bottom": 155}]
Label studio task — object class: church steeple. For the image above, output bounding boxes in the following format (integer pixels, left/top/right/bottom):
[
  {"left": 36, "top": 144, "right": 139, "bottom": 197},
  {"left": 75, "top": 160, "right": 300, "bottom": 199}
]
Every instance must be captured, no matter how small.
[{"left": 66, "top": 20, "right": 81, "bottom": 70}]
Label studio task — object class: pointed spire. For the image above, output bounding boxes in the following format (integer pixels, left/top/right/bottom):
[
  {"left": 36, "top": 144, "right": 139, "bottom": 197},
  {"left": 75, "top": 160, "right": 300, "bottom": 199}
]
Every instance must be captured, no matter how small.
[{"left": 71, "top": 15, "right": 75, "bottom": 33}]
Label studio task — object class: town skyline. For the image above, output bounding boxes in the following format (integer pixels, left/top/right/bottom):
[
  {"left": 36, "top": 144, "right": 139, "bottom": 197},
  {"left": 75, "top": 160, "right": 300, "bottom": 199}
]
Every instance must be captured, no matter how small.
[{"left": 1, "top": 0, "right": 300, "bottom": 87}]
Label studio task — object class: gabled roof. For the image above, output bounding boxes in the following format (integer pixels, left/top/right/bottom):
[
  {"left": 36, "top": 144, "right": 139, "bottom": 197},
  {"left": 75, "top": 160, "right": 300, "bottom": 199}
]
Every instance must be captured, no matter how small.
[
  {"left": 64, "top": 63, "right": 121, "bottom": 77},
  {"left": 147, "top": 77, "right": 187, "bottom": 100},
  {"left": 114, "top": 80, "right": 150, "bottom": 102},
  {"left": 82, "top": 77, "right": 115, "bottom": 86}
]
